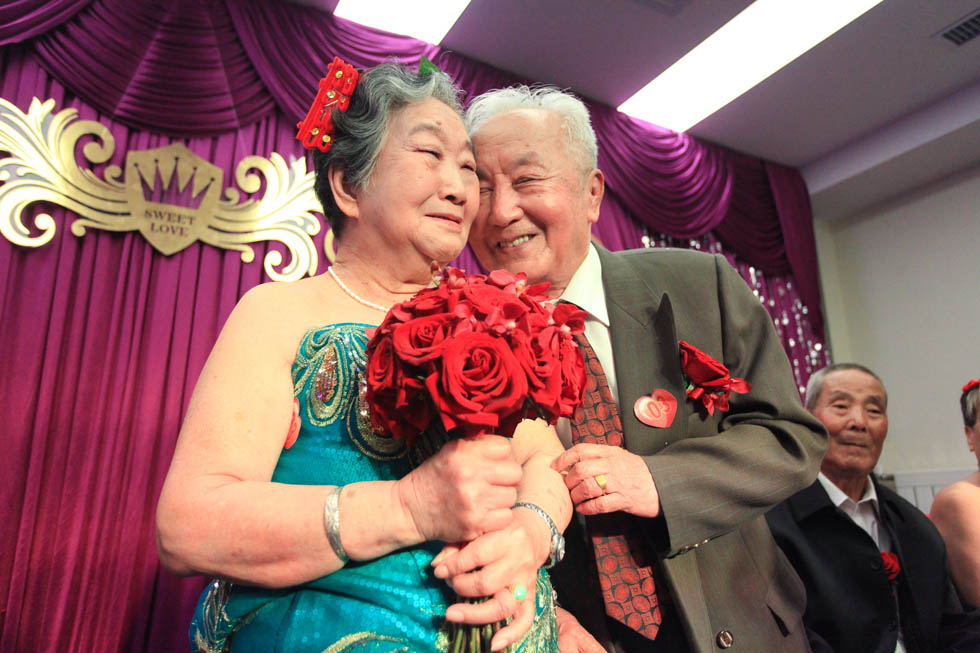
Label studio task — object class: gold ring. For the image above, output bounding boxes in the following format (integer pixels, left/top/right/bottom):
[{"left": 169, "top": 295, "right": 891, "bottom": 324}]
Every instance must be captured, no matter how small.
[{"left": 594, "top": 474, "right": 608, "bottom": 492}]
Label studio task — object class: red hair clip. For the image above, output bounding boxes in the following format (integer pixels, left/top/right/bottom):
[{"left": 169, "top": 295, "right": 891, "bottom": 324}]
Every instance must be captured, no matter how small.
[
  {"left": 963, "top": 379, "right": 980, "bottom": 393},
  {"left": 296, "top": 56, "right": 359, "bottom": 152}
]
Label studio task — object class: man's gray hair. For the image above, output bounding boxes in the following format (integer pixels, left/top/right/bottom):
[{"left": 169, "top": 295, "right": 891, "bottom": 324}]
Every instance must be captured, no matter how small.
[
  {"left": 804, "top": 363, "right": 887, "bottom": 411},
  {"left": 961, "top": 382, "right": 979, "bottom": 428},
  {"left": 312, "top": 60, "right": 463, "bottom": 240},
  {"left": 464, "top": 85, "right": 598, "bottom": 174}
]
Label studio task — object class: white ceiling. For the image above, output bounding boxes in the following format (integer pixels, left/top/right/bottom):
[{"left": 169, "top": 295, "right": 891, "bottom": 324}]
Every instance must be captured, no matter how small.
[{"left": 317, "top": 0, "right": 980, "bottom": 221}]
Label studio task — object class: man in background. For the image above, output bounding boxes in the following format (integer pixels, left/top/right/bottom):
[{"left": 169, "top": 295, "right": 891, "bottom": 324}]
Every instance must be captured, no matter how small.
[{"left": 767, "top": 363, "right": 980, "bottom": 652}]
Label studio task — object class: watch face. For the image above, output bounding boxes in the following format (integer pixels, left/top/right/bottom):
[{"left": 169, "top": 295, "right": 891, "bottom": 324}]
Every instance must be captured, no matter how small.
[{"left": 554, "top": 534, "right": 565, "bottom": 563}]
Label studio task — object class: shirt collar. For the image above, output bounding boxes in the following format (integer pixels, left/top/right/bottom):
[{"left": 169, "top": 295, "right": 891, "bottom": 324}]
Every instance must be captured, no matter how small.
[
  {"left": 818, "top": 471, "right": 880, "bottom": 512},
  {"left": 556, "top": 243, "right": 609, "bottom": 327}
]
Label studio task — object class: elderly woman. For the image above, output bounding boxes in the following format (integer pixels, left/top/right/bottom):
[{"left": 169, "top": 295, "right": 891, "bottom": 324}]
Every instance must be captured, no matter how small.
[
  {"left": 931, "top": 379, "right": 980, "bottom": 608},
  {"left": 156, "top": 61, "right": 570, "bottom": 652}
]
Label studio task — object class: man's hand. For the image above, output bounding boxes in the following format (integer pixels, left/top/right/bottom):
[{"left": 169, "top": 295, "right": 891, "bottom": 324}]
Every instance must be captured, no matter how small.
[
  {"left": 556, "top": 606, "right": 606, "bottom": 652},
  {"left": 551, "top": 443, "right": 661, "bottom": 518}
]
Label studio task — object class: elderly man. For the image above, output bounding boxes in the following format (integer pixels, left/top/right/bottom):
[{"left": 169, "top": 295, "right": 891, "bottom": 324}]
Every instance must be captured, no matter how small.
[
  {"left": 459, "top": 85, "right": 827, "bottom": 652},
  {"left": 766, "top": 363, "right": 980, "bottom": 653}
]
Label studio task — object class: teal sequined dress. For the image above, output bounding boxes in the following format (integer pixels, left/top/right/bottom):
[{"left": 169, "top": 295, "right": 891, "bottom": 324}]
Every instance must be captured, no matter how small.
[{"left": 190, "top": 324, "right": 558, "bottom": 652}]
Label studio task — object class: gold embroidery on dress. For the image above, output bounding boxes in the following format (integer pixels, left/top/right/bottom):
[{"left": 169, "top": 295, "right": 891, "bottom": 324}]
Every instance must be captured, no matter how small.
[
  {"left": 293, "top": 324, "right": 406, "bottom": 461},
  {"left": 192, "top": 580, "right": 234, "bottom": 652},
  {"left": 321, "top": 631, "right": 410, "bottom": 652},
  {"left": 513, "top": 573, "right": 558, "bottom": 652}
]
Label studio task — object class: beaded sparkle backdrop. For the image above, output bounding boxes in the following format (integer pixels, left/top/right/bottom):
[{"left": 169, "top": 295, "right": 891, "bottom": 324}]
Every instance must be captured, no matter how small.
[{"left": 639, "top": 229, "right": 830, "bottom": 399}]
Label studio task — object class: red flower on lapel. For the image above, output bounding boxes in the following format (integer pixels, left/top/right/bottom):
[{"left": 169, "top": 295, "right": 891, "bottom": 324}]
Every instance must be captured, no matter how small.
[
  {"left": 678, "top": 341, "right": 751, "bottom": 415},
  {"left": 881, "top": 552, "right": 901, "bottom": 581}
]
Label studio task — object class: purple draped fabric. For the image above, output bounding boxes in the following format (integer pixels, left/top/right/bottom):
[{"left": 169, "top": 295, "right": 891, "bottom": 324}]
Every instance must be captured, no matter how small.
[
  {"left": 35, "top": 0, "right": 276, "bottom": 135},
  {"left": 20, "top": 0, "right": 823, "bottom": 331},
  {"left": 0, "top": 0, "right": 90, "bottom": 46},
  {"left": 0, "top": 2, "right": 828, "bottom": 650},
  {"left": 766, "top": 161, "right": 824, "bottom": 336},
  {"left": 0, "top": 43, "right": 328, "bottom": 651}
]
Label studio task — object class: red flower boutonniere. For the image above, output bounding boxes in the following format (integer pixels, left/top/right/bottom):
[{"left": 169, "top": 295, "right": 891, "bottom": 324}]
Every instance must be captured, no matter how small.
[
  {"left": 678, "top": 341, "right": 751, "bottom": 415},
  {"left": 881, "top": 552, "right": 901, "bottom": 581}
]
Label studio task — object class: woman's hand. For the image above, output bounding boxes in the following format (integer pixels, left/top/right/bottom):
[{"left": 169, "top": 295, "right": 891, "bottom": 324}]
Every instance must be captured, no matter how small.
[
  {"left": 432, "top": 505, "right": 551, "bottom": 650},
  {"left": 397, "top": 435, "right": 522, "bottom": 544}
]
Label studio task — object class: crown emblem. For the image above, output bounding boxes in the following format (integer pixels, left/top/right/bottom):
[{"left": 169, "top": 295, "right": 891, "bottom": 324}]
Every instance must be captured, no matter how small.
[{"left": 125, "top": 144, "right": 222, "bottom": 255}]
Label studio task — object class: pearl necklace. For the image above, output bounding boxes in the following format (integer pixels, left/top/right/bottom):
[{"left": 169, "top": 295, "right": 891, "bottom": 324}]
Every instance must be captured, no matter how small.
[{"left": 328, "top": 266, "right": 391, "bottom": 313}]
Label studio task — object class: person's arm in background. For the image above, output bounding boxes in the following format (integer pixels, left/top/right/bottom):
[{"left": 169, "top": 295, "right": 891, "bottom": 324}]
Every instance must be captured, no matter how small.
[{"left": 932, "top": 482, "right": 980, "bottom": 607}]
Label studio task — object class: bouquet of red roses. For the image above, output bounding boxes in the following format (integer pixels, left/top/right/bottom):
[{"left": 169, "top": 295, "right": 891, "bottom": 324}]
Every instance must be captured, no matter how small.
[
  {"left": 365, "top": 267, "right": 587, "bottom": 444},
  {"left": 364, "top": 267, "right": 587, "bottom": 651}
]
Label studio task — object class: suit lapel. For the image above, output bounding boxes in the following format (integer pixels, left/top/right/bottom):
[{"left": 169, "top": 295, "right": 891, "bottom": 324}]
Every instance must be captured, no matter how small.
[
  {"left": 876, "top": 483, "right": 910, "bottom": 560},
  {"left": 786, "top": 480, "right": 835, "bottom": 522},
  {"left": 598, "top": 247, "right": 689, "bottom": 453}
]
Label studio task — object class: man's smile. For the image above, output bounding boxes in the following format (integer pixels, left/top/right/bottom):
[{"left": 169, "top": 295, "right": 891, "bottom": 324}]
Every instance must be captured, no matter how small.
[{"left": 498, "top": 234, "right": 534, "bottom": 248}]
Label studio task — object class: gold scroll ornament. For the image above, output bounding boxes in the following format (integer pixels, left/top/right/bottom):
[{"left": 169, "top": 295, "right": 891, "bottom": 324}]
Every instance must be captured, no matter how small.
[{"left": 0, "top": 97, "right": 333, "bottom": 281}]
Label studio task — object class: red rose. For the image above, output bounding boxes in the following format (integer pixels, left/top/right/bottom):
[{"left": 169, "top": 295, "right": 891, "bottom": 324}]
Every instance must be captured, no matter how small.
[
  {"left": 679, "top": 340, "right": 730, "bottom": 385},
  {"left": 510, "top": 328, "right": 563, "bottom": 420},
  {"left": 365, "top": 337, "right": 429, "bottom": 443},
  {"left": 392, "top": 284, "right": 450, "bottom": 321},
  {"left": 393, "top": 374, "right": 431, "bottom": 437},
  {"left": 392, "top": 313, "right": 456, "bottom": 365},
  {"left": 365, "top": 336, "right": 399, "bottom": 394},
  {"left": 880, "top": 552, "right": 901, "bottom": 581},
  {"left": 462, "top": 282, "right": 529, "bottom": 323},
  {"left": 425, "top": 332, "right": 529, "bottom": 438},
  {"left": 678, "top": 340, "right": 750, "bottom": 415},
  {"left": 487, "top": 268, "right": 523, "bottom": 289},
  {"left": 551, "top": 302, "right": 587, "bottom": 333}
]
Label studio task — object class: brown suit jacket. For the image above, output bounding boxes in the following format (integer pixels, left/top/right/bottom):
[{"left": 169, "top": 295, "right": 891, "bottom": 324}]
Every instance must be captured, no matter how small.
[{"left": 551, "top": 246, "right": 827, "bottom": 652}]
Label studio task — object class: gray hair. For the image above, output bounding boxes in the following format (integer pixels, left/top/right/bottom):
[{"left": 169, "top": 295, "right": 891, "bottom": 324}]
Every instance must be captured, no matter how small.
[
  {"left": 961, "top": 382, "right": 979, "bottom": 427},
  {"left": 312, "top": 60, "right": 463, "bottom": 240},
  {"left": 464, "top": 85, "right": 598, "bottom": 175},
  {"left": 804, "top": 363, "right": 887, "bottom": 411}
]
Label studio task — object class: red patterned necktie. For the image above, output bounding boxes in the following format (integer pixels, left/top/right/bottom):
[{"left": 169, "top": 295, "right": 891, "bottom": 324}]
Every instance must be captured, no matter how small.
[{"left": 571, "top": 331, "right": 662, "bottom": 639}]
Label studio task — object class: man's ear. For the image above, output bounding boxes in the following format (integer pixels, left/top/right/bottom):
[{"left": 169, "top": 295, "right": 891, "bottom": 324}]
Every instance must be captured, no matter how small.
[
  {"left": 585, "top": 168, "right": 604, "bottom": 224},
  {"left": 966, "top": 425, "right": 976, "bottom": 452},
  {"left": 328, "top": 165, "right": 360, "bottom": 221}
]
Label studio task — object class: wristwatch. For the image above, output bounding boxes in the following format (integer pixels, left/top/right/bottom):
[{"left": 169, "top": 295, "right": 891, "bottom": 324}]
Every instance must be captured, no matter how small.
[{"left": 513, "top": 501, "right": 565, "bottom": 569}]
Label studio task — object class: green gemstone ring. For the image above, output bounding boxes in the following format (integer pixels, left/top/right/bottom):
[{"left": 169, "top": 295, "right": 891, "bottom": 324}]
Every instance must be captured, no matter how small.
[{"left": 512, "top": 584, "right": 528, "bottom": 601}]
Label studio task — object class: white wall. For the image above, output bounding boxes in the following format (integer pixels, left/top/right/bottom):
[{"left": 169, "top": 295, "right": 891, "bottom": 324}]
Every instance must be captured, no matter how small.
[{"left": 814, "top": 164, "right": 980, "bottom": 475}]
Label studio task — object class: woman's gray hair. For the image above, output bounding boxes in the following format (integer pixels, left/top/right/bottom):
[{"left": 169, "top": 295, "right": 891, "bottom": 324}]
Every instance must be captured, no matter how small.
[
  {"left": 961, "top": 383, "right": 979, "bottom": 428},
  {"left": 464, "top": 85, "right": 598, "bottom": 175},
  {"left": 804, "top": 363, "right": 887, "bottom": 411},
  {"left": 312, "top": 60, "right": 463, "bottom": 240}
]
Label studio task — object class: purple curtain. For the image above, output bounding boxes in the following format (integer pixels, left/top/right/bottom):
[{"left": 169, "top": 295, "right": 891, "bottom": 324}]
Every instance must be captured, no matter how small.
[
  {"left": 0, "top": 43, "right": 328, "bottom": 652},
  {"left": 34, "top": 0, "right": 276, "bottom": 135},
  {"left": 0, "top": 1, "right": 828, "bottom": 650},
  {"left": 0, "top": 0, "right": 90, "bottom": 46}
]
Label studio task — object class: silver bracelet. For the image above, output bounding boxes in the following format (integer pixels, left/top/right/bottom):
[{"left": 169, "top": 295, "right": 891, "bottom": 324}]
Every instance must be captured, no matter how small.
[
  {"left": 324, "top": 485, "right": 349, "bottom": 564},
  {"left": 513, "top": 501, "right": 565, "bottom": 569}
]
